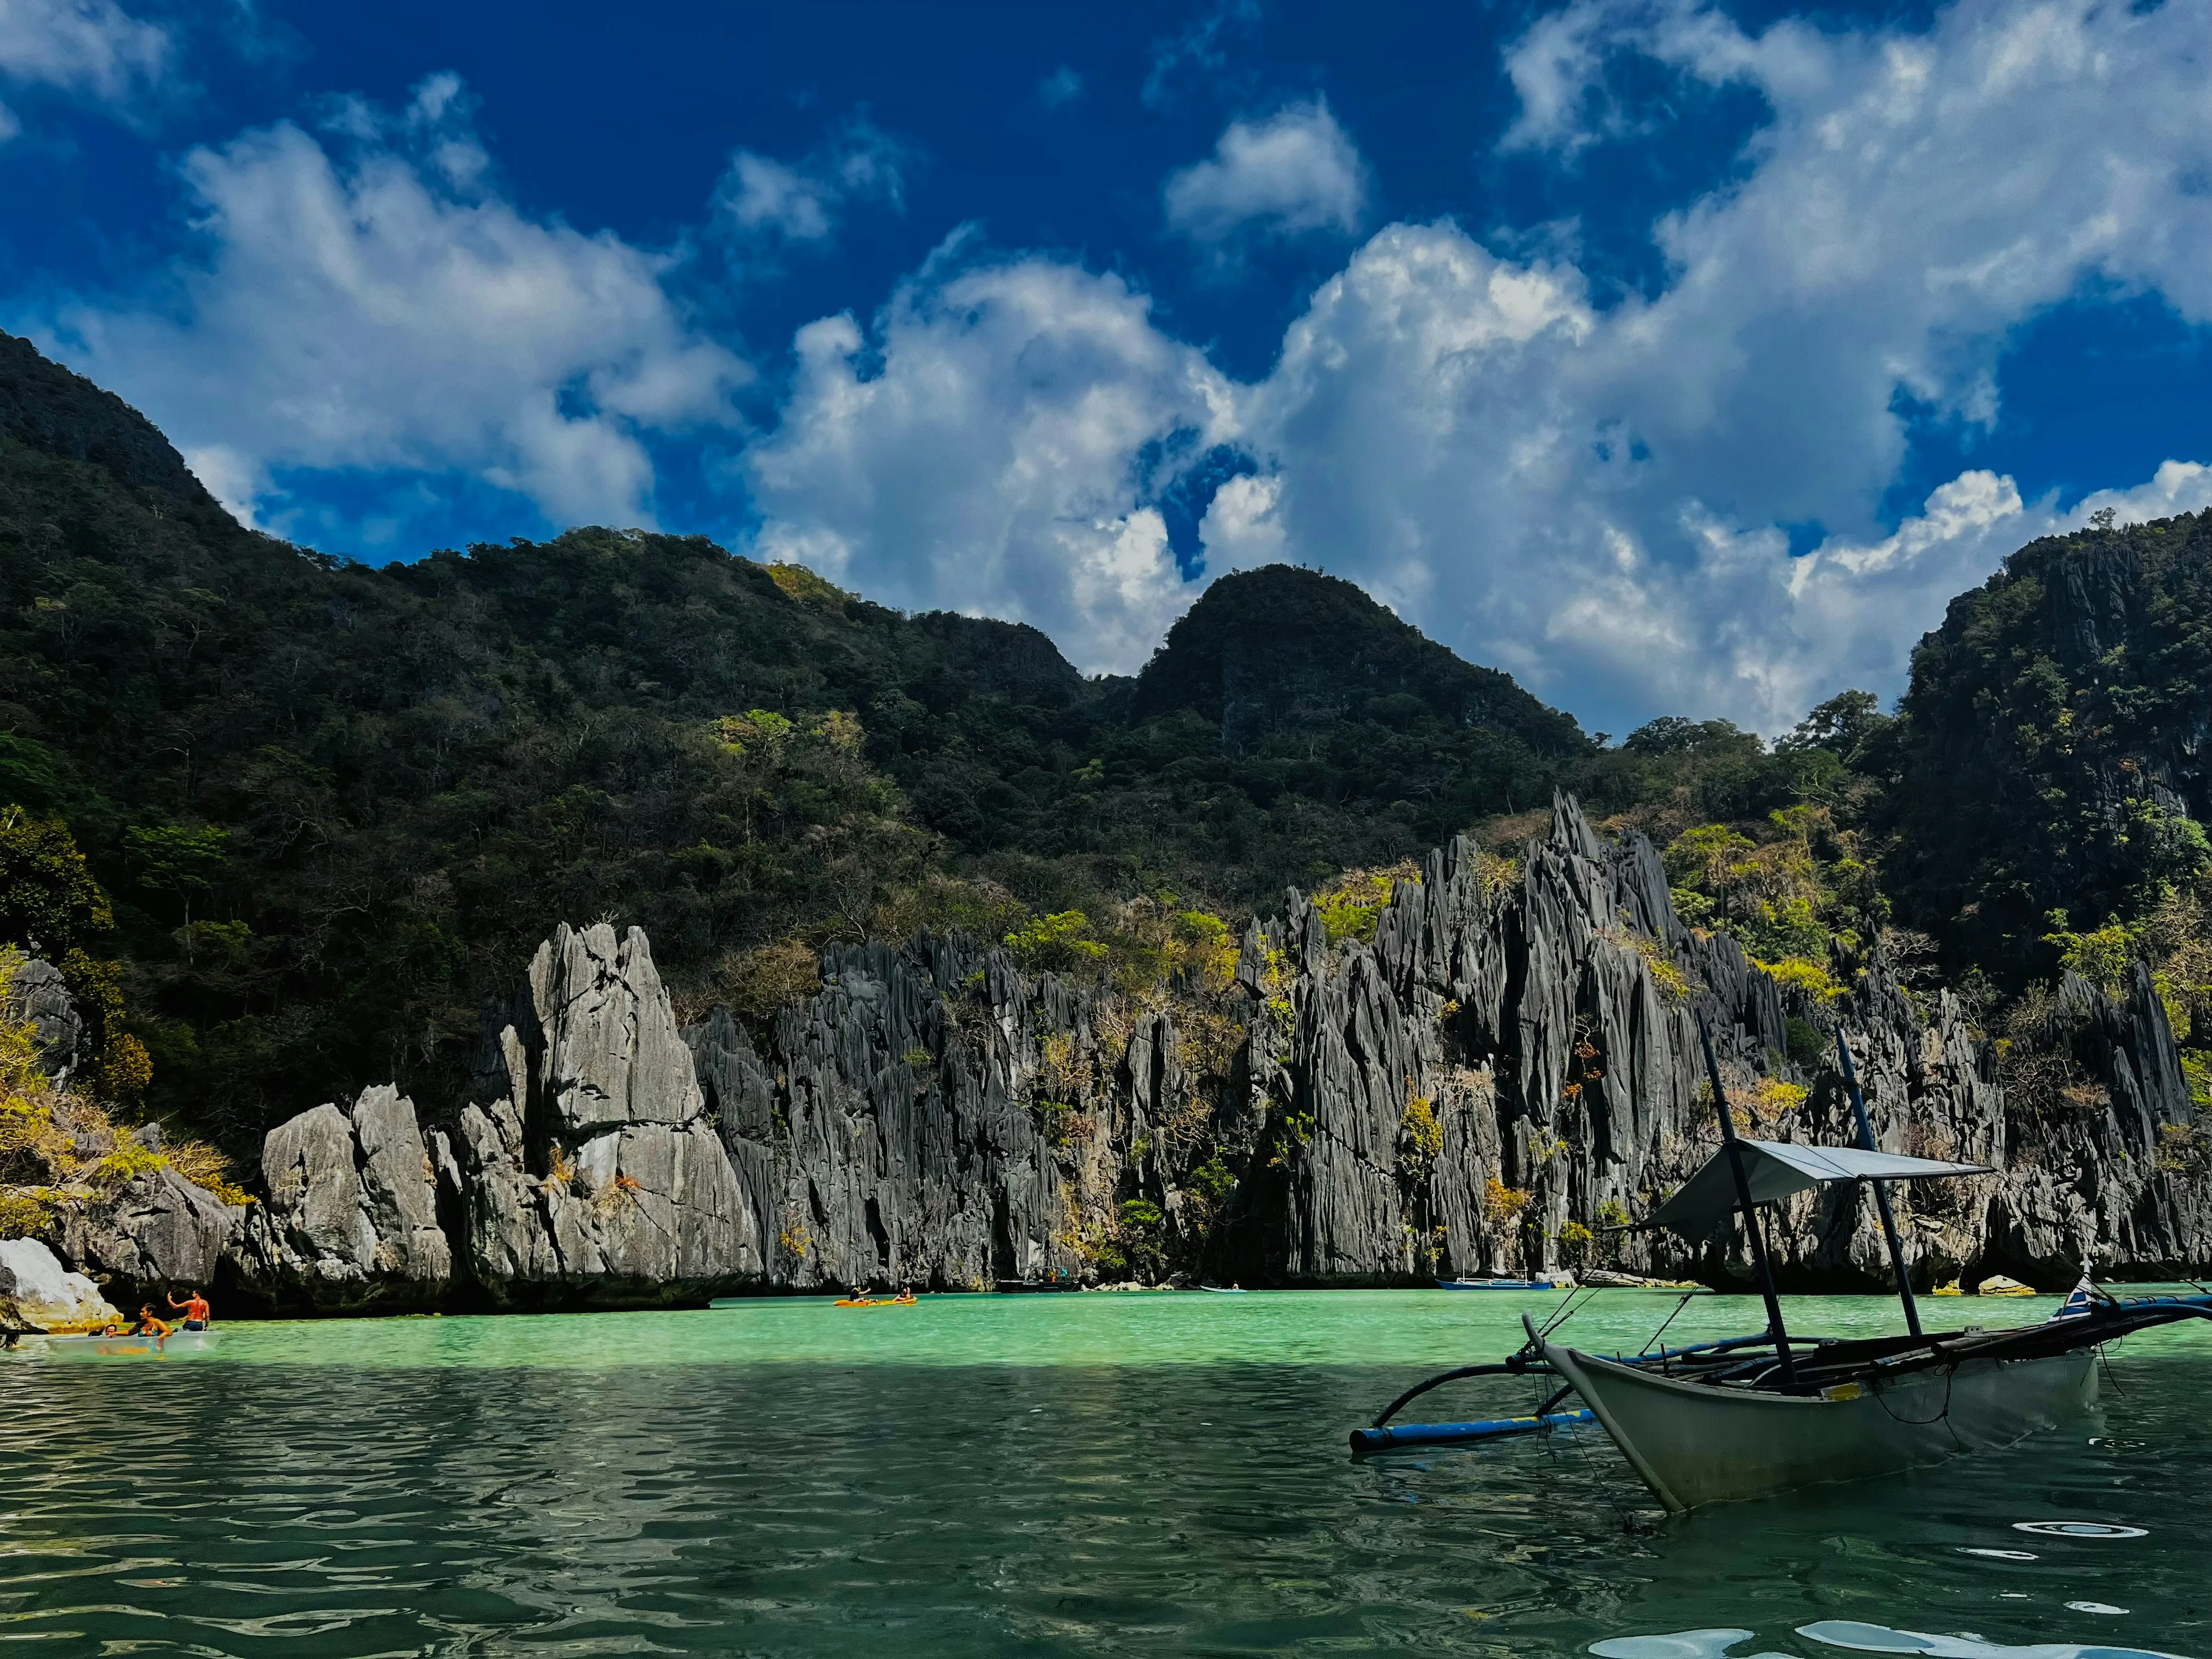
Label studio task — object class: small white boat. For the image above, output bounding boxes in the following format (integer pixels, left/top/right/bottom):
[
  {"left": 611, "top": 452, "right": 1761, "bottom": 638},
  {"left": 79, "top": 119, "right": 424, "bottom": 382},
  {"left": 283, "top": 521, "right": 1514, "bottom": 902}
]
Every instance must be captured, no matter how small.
[
  {"left": 1357, "top": 1020, "right": 2212, "bottom": 1507},
  {"left": 1535, "top": 1320, "right": 2097, "bottom": 1510},
  {"left": 1198, "top": 1284, "right": 1249, "bottom": 1294},
  {"left": 1438, "top": 1278, "right": 1559, "bottom": 1291}
]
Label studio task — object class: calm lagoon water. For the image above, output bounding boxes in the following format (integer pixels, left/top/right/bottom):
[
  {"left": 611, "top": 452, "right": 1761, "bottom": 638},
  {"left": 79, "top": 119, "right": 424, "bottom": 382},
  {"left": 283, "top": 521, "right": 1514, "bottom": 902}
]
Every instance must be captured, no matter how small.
[{"left": 3, "top": 1289, "right": 2209, "bottom": 1656}]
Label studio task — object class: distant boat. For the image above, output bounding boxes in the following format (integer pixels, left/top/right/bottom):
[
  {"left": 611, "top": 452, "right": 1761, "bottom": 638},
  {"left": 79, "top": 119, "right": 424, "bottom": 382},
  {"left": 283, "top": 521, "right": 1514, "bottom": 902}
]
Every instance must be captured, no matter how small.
[
  {"left": 1438, "top": 1278, "right": 1559, "bottom": 1291},
  {"left": 995, "top": 1277, "right": 1081, "bottom": 1294},
  {"left": 1199, "top": 1284, "right": 1248, "bottom": 1294}
]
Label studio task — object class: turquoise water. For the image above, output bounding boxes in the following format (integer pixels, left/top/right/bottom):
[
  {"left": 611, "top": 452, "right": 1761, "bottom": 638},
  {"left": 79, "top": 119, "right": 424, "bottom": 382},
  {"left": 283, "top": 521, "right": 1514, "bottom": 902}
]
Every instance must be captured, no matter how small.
[{"left": 3, "top": 1289, "right": 2208, "bottom": 1656}]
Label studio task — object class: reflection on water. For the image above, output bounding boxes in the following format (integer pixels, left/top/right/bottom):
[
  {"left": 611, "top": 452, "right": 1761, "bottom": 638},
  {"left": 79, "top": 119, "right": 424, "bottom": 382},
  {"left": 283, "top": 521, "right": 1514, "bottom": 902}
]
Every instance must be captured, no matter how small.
[
  {"left": 0, "top": 1291, "right": 2205, "bottom": 1656},
  {"left": 1798, "top": 1619, "right": 2180, "bottom": 1657}
]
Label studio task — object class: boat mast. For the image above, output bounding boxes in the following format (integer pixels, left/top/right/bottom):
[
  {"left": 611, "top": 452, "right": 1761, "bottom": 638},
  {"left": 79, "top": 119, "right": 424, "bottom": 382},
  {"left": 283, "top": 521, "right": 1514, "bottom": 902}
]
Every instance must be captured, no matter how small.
[
  {"left": 1835, "top": 1032, "right": 1923, "bottom": 1338},
  {"left": 1697, "top": 1013, "right": 1796, "bottom": 1386}
]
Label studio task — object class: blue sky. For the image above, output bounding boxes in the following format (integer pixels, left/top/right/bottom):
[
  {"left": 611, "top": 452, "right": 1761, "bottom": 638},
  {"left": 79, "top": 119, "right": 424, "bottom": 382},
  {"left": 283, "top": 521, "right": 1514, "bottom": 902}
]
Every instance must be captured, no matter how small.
[{"left": 9, "top": 0, "right": 2212, "bottom": 736}]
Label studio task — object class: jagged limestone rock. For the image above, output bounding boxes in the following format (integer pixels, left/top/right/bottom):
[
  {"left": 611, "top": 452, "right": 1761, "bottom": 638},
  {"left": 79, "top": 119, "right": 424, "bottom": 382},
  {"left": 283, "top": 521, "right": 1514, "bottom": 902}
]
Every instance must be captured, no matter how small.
[
  {"left": 1978, "top": 962, "right": 2205, "bottom": 1285},
  {"left": 452, "top": 923, "right": 760, "bottom": 1305},
  {"left": 531, "top": 922, "right": 704, "bottom": 1134},
  {"left": 49, "top": 1165, "right": 240, "bottom": 1306},
  {"left": 731, "top": 939, "right": 1075, "bottom": 1292},
  {"left": 209, "top": 797, "right": 2212, "bottom": 1306},
  {"left": 3, "top": 956, "right": 82, "bottom": 1086},
  {"left": 241, "top": 1086, "right": 452, "bottom": 1311}
]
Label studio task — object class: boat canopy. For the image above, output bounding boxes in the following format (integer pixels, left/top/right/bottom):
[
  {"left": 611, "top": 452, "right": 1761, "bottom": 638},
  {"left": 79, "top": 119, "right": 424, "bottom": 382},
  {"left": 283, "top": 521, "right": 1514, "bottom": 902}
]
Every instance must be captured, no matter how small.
[{"left": 1641, "top": 1138, "right": 1992, "bottom": 1233}]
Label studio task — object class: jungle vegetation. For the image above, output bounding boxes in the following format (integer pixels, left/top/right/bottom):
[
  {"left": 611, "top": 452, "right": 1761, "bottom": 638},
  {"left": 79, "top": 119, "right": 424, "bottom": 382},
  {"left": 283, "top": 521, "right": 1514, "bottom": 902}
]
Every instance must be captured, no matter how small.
[{"left": 5, "top": 330, "right": 2212, "bottom": 1172}]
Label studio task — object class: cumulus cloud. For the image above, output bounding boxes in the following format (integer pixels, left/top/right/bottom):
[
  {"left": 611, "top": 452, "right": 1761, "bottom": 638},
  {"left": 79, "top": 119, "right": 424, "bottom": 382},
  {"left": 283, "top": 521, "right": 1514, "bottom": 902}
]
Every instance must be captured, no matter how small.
[
  {"left": 745, "top": 242, "right": 1236, "bottom": 673},
  {"left": 716, "top": 119, "right": 908, "bottom": 246},
  {"left": 1234, "top": 0, "right": 2212, "bottom": 730},
  {"left": 1164, "top": 100, "right": 1367, "bottom": 246},
  {"left": 0, "top": 0, "right": 170, "bottom": 132},
  {"left": 38, "top": 74, "right": 743, "bottom": 534},
  {"left": 744, "top": 0, "right": 2212, "bottom": 733}
]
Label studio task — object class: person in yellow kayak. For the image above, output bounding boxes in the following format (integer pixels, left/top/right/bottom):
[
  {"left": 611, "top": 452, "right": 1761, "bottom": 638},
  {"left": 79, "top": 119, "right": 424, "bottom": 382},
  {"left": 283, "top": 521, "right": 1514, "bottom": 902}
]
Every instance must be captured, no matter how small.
[{"left": 167, "top": 1287, "right": 212, "bottom": 1331}]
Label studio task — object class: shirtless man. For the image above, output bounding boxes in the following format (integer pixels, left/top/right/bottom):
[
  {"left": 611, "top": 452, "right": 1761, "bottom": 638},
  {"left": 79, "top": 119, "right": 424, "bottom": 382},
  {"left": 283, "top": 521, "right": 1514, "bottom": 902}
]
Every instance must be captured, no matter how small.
[{"left": 167, "top": 1288, "right": 211, "bottom": 1331}]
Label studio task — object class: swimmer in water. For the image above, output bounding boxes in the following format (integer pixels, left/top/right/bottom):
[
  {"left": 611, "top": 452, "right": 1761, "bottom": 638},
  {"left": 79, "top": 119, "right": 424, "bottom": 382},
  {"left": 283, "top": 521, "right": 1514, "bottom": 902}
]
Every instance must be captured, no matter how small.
[{"left": 167, "top": 1288, "right": 211, "bottom": 1331}]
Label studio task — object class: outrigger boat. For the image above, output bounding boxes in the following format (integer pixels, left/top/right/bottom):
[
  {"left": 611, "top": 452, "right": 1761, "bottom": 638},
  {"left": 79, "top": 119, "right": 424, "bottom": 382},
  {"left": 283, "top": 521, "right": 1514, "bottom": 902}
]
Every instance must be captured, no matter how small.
[{"left": 1355, "top": 1019, "right": 2212, "bottom": 1509}]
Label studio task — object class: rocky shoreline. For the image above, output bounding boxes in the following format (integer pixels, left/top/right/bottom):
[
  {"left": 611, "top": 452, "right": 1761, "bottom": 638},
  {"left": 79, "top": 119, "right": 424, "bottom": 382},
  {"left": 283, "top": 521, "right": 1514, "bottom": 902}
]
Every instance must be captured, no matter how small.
[{"left": 10, "top": 796, "right": 2207, "bottom": 1317}]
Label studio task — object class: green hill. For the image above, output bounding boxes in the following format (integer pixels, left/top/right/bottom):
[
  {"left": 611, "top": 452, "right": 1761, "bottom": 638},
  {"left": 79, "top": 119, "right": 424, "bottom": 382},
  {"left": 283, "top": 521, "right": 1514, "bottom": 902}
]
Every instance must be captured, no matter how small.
[
  {"left": 1879, "top": 510, "right": 2212, "bottom": 989},
  {"left": 10, "top": 326, "right": 2212, "bottom": 1164},
  {"left": 0, "top": 334, "right": 1592, "bottom": 1152}
]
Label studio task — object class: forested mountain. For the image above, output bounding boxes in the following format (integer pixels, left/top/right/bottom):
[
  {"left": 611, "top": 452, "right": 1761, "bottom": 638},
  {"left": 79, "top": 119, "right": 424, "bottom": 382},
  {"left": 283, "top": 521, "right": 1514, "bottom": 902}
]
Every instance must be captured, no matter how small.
[
  {"left": 0, "top": 334, "right": 1592, "bottom": 1153},
  {"left": 1880, "top": 513, "right": 2212, "bottom": 981},
  {"left": 5, "top": 329, "right": 2212, "bottom": 1175}
]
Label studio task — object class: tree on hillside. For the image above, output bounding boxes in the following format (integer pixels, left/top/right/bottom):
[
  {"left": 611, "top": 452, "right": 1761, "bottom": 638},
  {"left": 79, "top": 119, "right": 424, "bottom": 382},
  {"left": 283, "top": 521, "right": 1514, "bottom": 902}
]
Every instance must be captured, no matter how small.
[{"left": 0, "top": 808, "right": 112, "bottom": 956}]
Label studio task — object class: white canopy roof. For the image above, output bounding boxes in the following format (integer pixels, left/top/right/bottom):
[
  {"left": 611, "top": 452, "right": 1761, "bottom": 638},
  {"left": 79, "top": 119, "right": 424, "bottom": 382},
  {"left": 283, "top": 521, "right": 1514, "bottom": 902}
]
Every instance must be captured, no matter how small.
[{"left": 1641, "top": 1138, "right": 1992, "bottom": 1232}]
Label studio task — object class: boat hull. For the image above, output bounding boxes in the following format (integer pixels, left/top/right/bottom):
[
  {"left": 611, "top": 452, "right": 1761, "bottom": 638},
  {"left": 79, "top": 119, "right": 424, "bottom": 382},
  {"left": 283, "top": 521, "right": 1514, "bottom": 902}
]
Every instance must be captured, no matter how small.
[
  {"left": 1541, "top": 1338, "right": 2097, "bottom": 1511},
  {"left": 42, "top": 1330, "right": 222, "bottom": 1357}
]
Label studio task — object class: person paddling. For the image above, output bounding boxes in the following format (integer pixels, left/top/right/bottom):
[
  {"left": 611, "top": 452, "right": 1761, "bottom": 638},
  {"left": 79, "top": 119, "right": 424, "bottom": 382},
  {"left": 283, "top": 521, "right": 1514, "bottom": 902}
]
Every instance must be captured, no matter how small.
[{"left": 167, "top": 1288, "right": 211, "bottom": 1331}]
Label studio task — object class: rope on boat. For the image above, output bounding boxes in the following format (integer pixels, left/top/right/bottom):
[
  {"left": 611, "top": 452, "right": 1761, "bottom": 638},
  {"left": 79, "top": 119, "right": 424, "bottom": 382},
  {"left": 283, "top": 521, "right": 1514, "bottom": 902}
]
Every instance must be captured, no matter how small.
[
  {"left": 1537, "top": 1375, "right": 1643, "bottom": 1532},
  {"left": 1534, "top": 1284, "right": 1601, "bottom": 1341},
  {"left": 2098, "top": 1344, "right": 2124, "bottom": 1398},
  {"left": 1866, "top": 1359, "right": 1963, "bottom": 1449},
  {"left": 1638, "top": 1292, "right": 1697, "bottom": 1362}
]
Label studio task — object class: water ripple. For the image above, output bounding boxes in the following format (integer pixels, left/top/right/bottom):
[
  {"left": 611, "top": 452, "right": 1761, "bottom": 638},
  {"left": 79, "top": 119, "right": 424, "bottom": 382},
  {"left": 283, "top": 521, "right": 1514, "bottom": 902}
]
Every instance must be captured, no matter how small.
[{"left": 0, "top": 1298, "right": 2204, "bottom": 1655}]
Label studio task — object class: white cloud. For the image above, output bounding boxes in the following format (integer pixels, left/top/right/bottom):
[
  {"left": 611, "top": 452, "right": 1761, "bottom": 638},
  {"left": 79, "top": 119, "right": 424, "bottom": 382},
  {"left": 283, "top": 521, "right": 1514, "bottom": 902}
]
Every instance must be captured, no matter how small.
[
  {"left": 1164, "top": 100, "right": 1367, "bottom": 246},
  {"left": 723, "top": 153, "right": 834, "bottom": 241},
  {"left": 717, "top": 120, "right": 907, "bottom": 246},
  {"left": 745, "top": 244, "right": 1235, "bottom": 673},
  {"left": 1196, "top": 472, "right": 1286, "bottom": 569},
  {"left": 38, "top": 75, "right": 744, "bottom": 534},
  {"left": 1224, "top": 0, "right": 2212, "bottom": 731},
  {"left": 745, "top": 0, "right": 2212, "bottom": 733},
  {"left": 0, "top": 0, "right": 168, "bottom": 104},
  {"left": 24, "top": 0, "right": 2212, "bottom": 739}
]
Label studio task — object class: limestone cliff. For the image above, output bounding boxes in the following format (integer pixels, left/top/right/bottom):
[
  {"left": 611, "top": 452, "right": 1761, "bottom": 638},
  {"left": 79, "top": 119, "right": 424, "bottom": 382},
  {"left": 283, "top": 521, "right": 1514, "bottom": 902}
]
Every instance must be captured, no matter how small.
[{"left": 212, "top": 795, "right": 2210, "bottom": 1311}]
